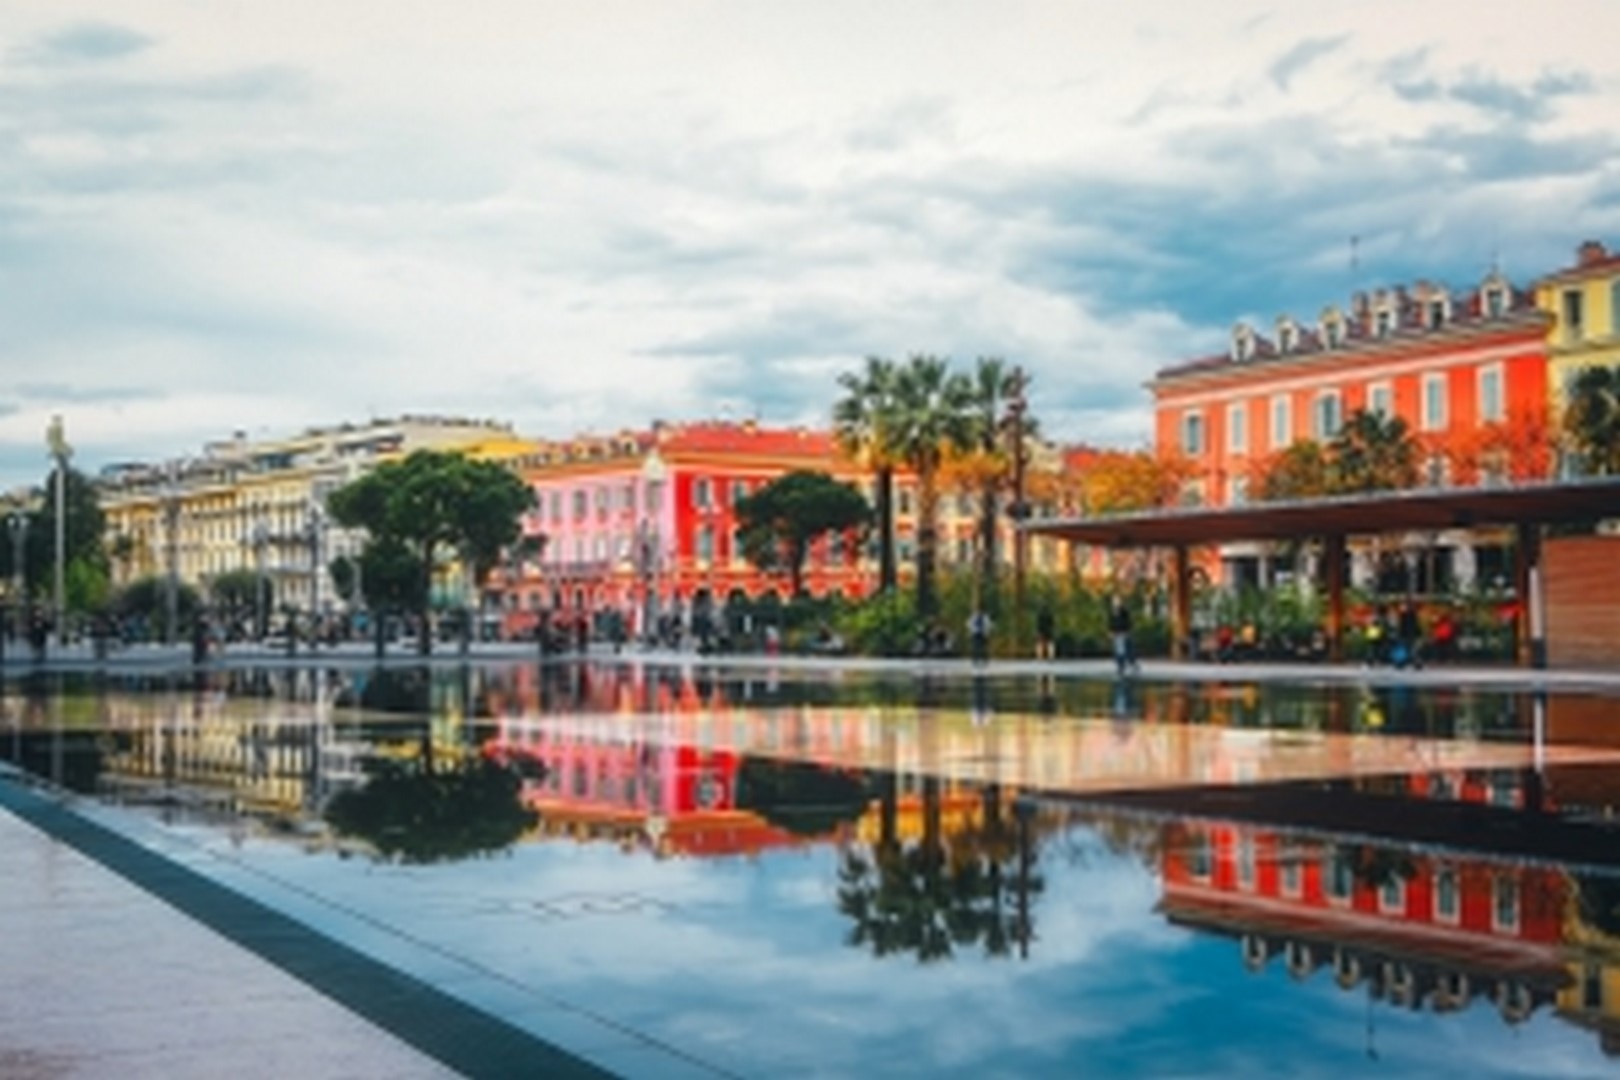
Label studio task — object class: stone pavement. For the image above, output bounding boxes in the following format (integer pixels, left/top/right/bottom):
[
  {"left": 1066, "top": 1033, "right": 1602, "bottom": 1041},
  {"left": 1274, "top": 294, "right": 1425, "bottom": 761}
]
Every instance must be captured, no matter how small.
[
  {"left": 0, "top": 770, "right": 620, "bottom": 1080},
  {"left": 0, "top": 802, "right": 458, "bottom": 1080}
]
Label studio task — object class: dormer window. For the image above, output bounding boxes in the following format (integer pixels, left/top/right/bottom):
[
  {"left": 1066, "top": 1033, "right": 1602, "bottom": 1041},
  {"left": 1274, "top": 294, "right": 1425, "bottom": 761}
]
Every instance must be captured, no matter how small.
[
  {"left": 1275, "top": 316, "right": 1297, "bottom": 353},
  {"left": 1375, "top": 309, "right": 1394, "bottom": 337},
  {"left": 1427, "top": 299, "right": 1447, "bottom": 329},
  {"left": 1230, "top": 323, "right": 1255, "bottom": 362},
  {"left": 1322, "top": 313, "right": 1344, "bottom": 349},
  {"left": 1481, "top": 272, "right": 1510, "bottom": 319}
]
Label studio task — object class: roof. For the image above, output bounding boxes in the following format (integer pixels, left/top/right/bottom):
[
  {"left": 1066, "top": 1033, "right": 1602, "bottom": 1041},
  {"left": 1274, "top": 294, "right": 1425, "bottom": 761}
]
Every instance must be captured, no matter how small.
[{"left": 1024, "top": 478, "right": 1620, "bottom": 547}]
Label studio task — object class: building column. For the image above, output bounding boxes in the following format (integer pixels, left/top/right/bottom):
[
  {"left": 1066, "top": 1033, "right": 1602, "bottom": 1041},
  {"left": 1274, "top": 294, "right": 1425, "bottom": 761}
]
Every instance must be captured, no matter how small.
[
  {"left": 1514, "top": 523, "right": 1546, "bottom": 669},
  {"left": 1170, "top": 544, "right": 1191, "bottom": 661},
  {"left": 1324, "top": 534, "right": 1346, "bottom": 663}
]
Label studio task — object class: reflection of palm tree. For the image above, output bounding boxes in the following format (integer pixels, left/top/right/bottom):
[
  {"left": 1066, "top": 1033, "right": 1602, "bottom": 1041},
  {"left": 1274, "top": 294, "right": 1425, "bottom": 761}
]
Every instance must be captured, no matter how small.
[{"left": 837, "top": 780, "right": 1043, "bottom": 963}]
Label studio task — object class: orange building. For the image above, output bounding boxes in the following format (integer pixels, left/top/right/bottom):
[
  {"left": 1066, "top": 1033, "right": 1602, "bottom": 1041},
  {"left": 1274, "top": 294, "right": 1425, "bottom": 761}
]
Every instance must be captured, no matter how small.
[{"left": 1150, "top": 271, "right": 1554, "bottom": 588}]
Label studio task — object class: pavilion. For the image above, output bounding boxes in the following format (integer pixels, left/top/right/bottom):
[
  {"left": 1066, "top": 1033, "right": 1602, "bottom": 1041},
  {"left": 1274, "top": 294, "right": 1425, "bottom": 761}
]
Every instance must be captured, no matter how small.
[{"left": 1023, "top": 477, "right": 1620, "bottom": 667}]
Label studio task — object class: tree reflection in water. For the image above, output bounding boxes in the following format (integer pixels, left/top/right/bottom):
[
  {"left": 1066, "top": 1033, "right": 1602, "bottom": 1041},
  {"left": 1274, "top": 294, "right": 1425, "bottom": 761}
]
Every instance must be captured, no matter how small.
[
  {"left": 325, "top": 743, "right": 538, "bottom": 864},
  {"left": 838, "top": 778, "right": 1043, "bottom": 963}
]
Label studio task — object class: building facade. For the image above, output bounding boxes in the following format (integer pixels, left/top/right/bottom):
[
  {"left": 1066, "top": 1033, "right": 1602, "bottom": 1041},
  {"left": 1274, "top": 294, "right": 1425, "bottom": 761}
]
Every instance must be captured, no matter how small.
[
  {"left": 1535, "top": 239, "right": 1620, "bottom": 423},
  {"left": 1150, "top": 270, "right": 1555, "bottom": 589},
  {"left": 98, "top": 416, "right": 513, "bottom": 630}
]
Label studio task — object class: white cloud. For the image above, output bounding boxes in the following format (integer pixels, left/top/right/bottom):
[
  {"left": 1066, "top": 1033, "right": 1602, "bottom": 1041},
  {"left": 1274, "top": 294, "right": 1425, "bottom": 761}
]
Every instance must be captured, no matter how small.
[{"left": 3, "top": 0, "right": 1619, "bottom": 487}]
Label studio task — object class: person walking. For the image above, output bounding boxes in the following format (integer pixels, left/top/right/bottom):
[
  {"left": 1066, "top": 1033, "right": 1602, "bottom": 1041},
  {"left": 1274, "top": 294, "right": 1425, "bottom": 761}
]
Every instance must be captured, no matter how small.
[
  {"left": 1396, "top": 600, "right": 1422, "bottom": 670},
  {"left": 1108, "top": 597, "right": 1137, "bottom": 677},
  {"left": 1035, "top": 604, "right": 1056, "bottom": 661},
  {"left": 967, "top": 608, "right": 992, "bottom": 666}
]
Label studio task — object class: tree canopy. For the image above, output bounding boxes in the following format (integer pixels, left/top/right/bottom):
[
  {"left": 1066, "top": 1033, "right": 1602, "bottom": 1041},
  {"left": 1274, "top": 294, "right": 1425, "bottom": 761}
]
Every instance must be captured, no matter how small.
[
  {"left": 327, "top": 450, "right": 534, "bottom": 653},
  {"left": 734, "top": 470, "right": 870, "bottom": 597},
  {"left": 1328, "top": 410, "right": 1421, "bottom": 493},
  {"left": 1, "top": 466, "right": 108, "bottom": 614},
  {"left": 1564, "top": 364, "right": 1620, "bottom": 476}
]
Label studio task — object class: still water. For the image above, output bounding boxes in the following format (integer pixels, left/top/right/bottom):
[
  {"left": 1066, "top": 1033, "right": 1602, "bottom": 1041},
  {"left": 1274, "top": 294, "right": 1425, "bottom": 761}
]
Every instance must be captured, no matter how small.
[{"left": 5, "top": 662, "right": 1620, "bottom": 1078}]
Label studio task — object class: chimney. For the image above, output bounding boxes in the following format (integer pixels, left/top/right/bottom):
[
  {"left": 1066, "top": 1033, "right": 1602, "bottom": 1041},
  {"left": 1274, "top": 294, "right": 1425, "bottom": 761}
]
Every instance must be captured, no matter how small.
[{"left": 1578, "top": 240, "right": 1607, "bottom": 267}]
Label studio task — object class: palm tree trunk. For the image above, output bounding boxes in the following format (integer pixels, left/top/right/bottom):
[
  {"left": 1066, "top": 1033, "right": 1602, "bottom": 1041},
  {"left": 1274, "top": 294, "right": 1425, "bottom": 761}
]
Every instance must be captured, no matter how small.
[
  {"left": 978, "top": 480, "right": 999, "bottom": 614},
  {"left": 877, "top": 467, "right": 896, "bottom": 594}
]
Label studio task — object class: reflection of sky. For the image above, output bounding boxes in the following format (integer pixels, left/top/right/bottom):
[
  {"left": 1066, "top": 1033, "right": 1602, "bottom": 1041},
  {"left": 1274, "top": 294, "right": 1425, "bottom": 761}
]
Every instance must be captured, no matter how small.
[{"left": 69, "top": 800, "right": 1619, "bottom": 1079}]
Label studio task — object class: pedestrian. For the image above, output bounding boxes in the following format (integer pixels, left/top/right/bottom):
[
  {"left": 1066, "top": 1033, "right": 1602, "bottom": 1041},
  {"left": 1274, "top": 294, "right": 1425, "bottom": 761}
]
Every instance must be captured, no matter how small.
[
  {"left": 1396, "top": 600, "right": 1422, "bottom": 670},
  {"left": 1035, "top": 604, "right": 1056, "bottom": 660},
  {"left": 1108, "top": 597, "right": 1137, "bottom": 676},
  {"left": 967, "top": 608, "right": 992, "bottom": 666}
]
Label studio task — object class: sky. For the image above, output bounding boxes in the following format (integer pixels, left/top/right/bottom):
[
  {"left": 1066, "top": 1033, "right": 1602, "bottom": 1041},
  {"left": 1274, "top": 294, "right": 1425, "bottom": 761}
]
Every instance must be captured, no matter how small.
[{"left": 3, "top": 1, "right": 1619, "bottom": 491}]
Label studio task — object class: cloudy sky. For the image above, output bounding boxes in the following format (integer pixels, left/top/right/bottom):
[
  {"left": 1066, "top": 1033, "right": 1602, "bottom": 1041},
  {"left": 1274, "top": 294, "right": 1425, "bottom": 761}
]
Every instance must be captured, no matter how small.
[{"left": 3, "top": 1, "right": 1618, "bottom": 490}]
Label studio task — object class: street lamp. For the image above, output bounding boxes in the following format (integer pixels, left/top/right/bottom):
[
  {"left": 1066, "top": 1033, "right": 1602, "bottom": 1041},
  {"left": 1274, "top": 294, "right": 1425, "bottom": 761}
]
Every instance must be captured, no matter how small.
[
  {"left": 638, "top": 519, "right": 660, "bottom": 644},
  {"left": 7, "top": 512, "right": 27, "bottom": 642},
  {"left": 45, "top": 415, "right": 70, "bottom": 648},
  {"left": 162, "top": 462, "right": 181, "bottom": 648},
  {"left": 1004, "top": 367, "right": 1030, "bottom": 656},
  {"left": 306, "top": 502, "right": 325, "bottom": 648},
  {"left": 252, "top": 519, "right": 269, "bottom": 642}
]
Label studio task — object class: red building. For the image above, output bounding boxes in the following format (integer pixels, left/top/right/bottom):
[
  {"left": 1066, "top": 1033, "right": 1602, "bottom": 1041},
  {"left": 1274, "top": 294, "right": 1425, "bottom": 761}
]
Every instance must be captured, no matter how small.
[
  {"left": 493, "top": 420, "right": 877, "bottom": 639},
  {"left": 1149, "top": 271, "right": 1555, "bottom": 589}
]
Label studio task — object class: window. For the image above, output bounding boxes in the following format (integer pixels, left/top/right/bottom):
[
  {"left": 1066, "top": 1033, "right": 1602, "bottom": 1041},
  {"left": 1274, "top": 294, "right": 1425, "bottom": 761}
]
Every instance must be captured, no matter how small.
[
  {"left": 571, "top": 490, "right": 587, "bottom": 520},
  {"left": 696, "top": 525, "right": 714, "bottom": 562},
  {"left": 1434, "top": 867, "right": 1459, "bottom": 923},
  {"left": 1422, "top": 373, "right": 1447, "bottom": 431},
  {"left": 1270, "top": 395, "right": 1291, "bottom": 449},
  {"left": 898, "top": 487, "right": 914, "bottom": 515},
  {"left": 1279, "top": 844, "right": 1301, "bottom": 898},
  {"left": 1237, "top": 834, "right": 1256, "bottom": 891},
  {"left": 694, "top": 478, "right": 712, "bottom": 510},
  {"left": 1189, "top": 833, "right": 1213, "bottom": 880},
  {"left": 1227, "top": 402, "right": 1247, "bottom": 453},
  {"left": 1324, "top": 318, "right": 1344, "bottom": 348},
  {"left": 1485, "top": 287, "right": 1506, "bottom": 318},
  {"left": 622, "top": 484, "right": 637, "bottom": 512},
  {"left": 1181, "top": 411, "right": 1205, "bottom": 455},
  {"left": 1228, "top": 475, "right": 1249, "bottom": 507},
  {"left": 644, "top": 480, "right": 663, "bottom": 511},
  {"left": 1375, "top": 309, "right": 1394, "bottom": 337},
  {"left": 731, "top": 479, "right": 749, "bottom": 504},
  {"left": 1313, "top": 391, "right": 1342, "bottom": 439},
  {"left": 1612, "top": 280, "right": 1620, "bottom": 335},
  {"left": 1564, "top": 288, "right": 1585, "bottom": 341},
  {"left": 1327, "top": 849, "right": 1354, "bottom": 903},
  {"left": 1379, "top": 874, "right": 1407, "bottom": 914},
  {"left": 1427, "top": 299, "right": 1447, "bottom": 329},
  {"left": 1479, "top": 364, "right": 1504, "bottom": 423},
  {"left": 1368, "top": 383, "right": 1392, "bottom": 418},
  {"left": 828, "top": 533, "right": 845, "bottom": 564},
  {"left": 1277, "top": 322, "right": 1296, "bottom": 353},
  {"left": 1493, "top": 876, "right": 1520, "bottom": 934}
]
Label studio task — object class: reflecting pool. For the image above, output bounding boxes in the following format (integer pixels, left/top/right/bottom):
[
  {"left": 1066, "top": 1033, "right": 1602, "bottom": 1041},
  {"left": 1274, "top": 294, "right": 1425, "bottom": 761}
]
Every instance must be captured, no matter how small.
[{"left": 5, "top": 662, "right": 1620, "bottom": 1078}]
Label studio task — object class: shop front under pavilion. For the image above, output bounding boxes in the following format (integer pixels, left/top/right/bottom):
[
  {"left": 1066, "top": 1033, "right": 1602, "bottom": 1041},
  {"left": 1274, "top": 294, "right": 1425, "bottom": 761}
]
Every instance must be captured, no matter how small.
[{"left": 1022, "top": 477, "right": 1620, "bottom": 667}]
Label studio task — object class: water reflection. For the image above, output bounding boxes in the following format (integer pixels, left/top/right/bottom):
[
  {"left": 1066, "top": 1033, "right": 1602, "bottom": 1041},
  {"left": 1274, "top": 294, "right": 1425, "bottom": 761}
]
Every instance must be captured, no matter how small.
[{"left": 5, "top": 662, "right": 1620, "bottom": 1066}]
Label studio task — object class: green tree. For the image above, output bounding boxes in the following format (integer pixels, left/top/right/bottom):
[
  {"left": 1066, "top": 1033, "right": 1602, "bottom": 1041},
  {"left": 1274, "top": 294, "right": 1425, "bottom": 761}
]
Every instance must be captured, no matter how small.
[
  {"left": 1329, "top": 409, "right": 1420, "bottom": 493},
  {"left": 1256, "top": 440, "right": 1334, "bottom": 502},
  {"left": 113, "top": 574, "right": 201, "bottom": 639},
  {"left": 889, "top": 355, "right": 976, "bottom": 617},
  {"left": 734, "top": 470, "right": 870, "bottom": 597},
  {"left": 1, "top": 468, "right": 107, "bottom": 616},
  {"left": 327, "top": 451, "right": 534, "bottom": 654},
  {"left": 834, "top": 356, "right": 902, "bottom": 595},
  {"left": 960, "top": 357, "right": 1031, "bottom": 613},
  {"left": 210, "top": 569, "right": 268, "bottom": 631},
  {"left": 1564, "top": 363, "right": 1620, "bottom": 475}
]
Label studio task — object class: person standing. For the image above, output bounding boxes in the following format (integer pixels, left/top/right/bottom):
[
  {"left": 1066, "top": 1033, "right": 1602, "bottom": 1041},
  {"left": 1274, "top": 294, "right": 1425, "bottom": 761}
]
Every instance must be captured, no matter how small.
[
  {"left": 1108, "top": 597, "right": 1137, "bottom": 676},
  {"left": 967, "top": 608, "right": 992, "bottom": 666},
  {"left": 1035, "top": 604, "right": 1056, "bottom": 661}
]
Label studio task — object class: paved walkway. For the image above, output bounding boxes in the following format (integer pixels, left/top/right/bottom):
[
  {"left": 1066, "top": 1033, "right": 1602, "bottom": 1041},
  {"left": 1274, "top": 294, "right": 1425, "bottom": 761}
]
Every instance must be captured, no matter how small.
[
  {"left": 0, "top": 768, "right": 620, "bottom": 1080},
  {"left": 0, "top": 800, "right": 457, "bottom": 1080}
]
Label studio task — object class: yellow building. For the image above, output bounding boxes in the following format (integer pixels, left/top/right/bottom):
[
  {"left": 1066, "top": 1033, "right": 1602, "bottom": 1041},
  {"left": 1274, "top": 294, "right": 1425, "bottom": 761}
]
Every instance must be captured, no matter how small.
[
  {"left": 1536, "top": 239, "right": 1620, "bottom": 415},
  {"left": 98, "top": 415, "right": 520, "bottom": 620}
]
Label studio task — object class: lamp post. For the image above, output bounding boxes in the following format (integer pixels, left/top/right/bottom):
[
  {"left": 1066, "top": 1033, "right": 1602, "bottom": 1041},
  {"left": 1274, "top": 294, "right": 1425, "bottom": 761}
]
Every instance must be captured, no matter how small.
[
  {"left": 306, "top": 503, "right": 324, "bottom": 649},
  {"left": 252, "top": 520, "right": 269, "bottom": 642},
  {"left": 163, "top": 463, "right": 181, "bottom": 648},
  {"left": 7, "top": 512, "right": 27, "bottom": 642},
  {"left": 1004, "top": 367, "right": 1030, "bottom": 657},
  {"left": 638, "top": 519, "right": 659, "bottom": 644},
  {"left": 46, "top": 415, "right": 70, "bottom": 648}
]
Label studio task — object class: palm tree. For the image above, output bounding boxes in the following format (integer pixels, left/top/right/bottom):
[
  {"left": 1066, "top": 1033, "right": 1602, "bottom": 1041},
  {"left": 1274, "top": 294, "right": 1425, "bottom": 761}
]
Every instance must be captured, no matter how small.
[
  {"left": 889, "top": 355, "right": 976, "bottom": 617},
  {"left": 963, "top": 357, "right": 1017, "bottom": 612},
  {"left": 834, "top": 356, "right": 902, "bottom": 595},
  {"left": 1565, "top": 363, "right": 1620, "bottom": 476}
]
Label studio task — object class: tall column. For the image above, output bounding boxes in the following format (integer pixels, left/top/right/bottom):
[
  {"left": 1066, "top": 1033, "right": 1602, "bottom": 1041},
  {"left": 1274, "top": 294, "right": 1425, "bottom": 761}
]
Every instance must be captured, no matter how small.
[
  {"left": 1514, "top": 522, "right": 1545, "bottom": 669},
  {"left": 1170, "top": 544, "right": 1191, "bottom": 661},
  {"left": 1324, "top": 534, "right": 1346, "bottom": 663}
]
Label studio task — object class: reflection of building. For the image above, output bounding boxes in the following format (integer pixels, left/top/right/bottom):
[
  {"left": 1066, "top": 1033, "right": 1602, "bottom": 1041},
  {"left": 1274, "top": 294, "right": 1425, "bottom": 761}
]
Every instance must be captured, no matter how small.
[{"left": 1162, "top": 819, "right": 1567, "bottom": 1023}]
